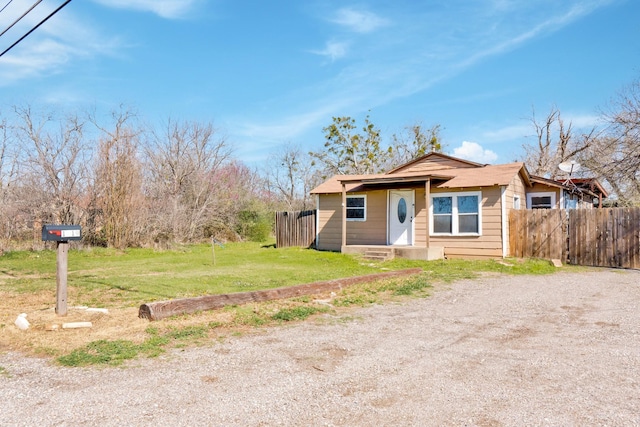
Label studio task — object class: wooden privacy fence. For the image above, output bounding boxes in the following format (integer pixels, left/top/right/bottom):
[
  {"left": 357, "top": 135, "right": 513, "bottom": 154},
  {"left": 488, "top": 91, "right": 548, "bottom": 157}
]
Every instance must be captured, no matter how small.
[
  {"left": 509, "top": 208, "right": 640, "bottom": 269},
  {"left": 569, "top": 208, "right": 640, "bottom": 269},
  {"left": 275, "top": 210, "right": 316, "bottom": 248},
  {"left": 509, "top": 209, "right": 568, "bottom": 261}
]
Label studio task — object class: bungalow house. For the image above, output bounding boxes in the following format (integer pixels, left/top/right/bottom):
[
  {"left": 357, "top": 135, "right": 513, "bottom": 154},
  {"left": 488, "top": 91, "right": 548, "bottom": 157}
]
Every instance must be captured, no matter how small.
[{"left": 309, "top": 152, "right": 606, "bottom": 260}]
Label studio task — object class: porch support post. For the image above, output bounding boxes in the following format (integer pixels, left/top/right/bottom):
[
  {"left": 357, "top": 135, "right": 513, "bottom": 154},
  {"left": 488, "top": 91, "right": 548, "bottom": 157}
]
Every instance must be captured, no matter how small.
[
  {"left": 425, "top": 178, "right": 430, "bottom": 249},
  {"left": 500, "top": 186, "right": 507, "bottom": 258},
  {"left": 341, "top": 182, "right": 347, "bottom": 250}
]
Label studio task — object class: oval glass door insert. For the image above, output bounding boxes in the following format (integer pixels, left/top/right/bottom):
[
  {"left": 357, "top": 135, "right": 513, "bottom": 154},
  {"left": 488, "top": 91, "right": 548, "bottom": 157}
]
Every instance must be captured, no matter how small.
[{"left": 397, "top": 198, "right": 407, "bottom": 223}]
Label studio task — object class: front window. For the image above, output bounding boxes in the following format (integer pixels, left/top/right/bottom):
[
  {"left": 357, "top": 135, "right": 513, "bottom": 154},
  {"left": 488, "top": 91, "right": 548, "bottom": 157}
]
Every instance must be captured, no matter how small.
[
  {"left": 565, "top": 194, "right": 578, "bottom": 210},
  {"left": 527, "top": 192, "right": 556, "bottom": 209},
  {"left": 346, "top": 195, "right": 366, "bottom": 221},
  {"left": 433, "top": 196, "right": 453, "bottom": 233},
  {"left": 431, "top": 191, "right": 481, "bottom": 235}
]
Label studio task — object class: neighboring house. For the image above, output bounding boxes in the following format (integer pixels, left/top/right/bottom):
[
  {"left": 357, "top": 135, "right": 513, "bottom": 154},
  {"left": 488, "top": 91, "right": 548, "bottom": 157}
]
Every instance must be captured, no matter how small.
[
  {"left": 528, "top": 176, "right": 608, "bottom": 210},
  {"left": 310, "top": 152, "right": 606, "bottom": 260}
]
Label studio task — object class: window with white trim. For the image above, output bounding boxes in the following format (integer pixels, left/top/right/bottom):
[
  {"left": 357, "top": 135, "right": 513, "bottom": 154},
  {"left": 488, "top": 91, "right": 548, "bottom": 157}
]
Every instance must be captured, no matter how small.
[
  {"left": 346, "top": 195, "right": 366, "bottom": 221},
  {"left": 527, "top": 192, "right": 556, "bottom": 209},
  {"left": 431, "top": 191, "right": 482, "bottom": 235},
  {"left": 513, "top": 195, "right": 521, "bottom": 210}
]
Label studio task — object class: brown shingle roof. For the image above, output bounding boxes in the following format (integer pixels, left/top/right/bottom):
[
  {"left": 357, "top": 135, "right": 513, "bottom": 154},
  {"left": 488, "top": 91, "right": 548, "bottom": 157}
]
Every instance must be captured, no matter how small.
[
  {"left": 436, "top": 162, "right": 529, "bottom": 188},
  {"left": 530, "top": 176, "right": 609, "bottom": 199},
  {"left": 310, "top": 162, "right": 530, "bottom": 194}
]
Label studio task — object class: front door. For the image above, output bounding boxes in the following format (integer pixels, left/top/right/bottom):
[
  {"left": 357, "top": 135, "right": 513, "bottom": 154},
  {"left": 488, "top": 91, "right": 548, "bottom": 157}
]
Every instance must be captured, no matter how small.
[{"left": 389, "top": 190, "right": 414, "bottom": 245}]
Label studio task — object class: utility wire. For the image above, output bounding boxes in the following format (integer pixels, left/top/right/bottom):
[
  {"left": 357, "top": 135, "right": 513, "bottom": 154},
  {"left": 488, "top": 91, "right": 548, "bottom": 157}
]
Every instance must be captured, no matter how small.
[
  {"left": 0, "top": 0, "right": 71, "bottom": 59},
  {"left": 0, "top": 0, "right": 15, "bottom": 15},
  {"left": 0, "top": 0, "right": 43, "bottom": 40}
]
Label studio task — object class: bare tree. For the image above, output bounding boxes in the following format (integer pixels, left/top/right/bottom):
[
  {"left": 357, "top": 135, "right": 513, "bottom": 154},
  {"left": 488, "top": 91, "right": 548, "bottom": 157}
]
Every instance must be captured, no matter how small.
[
  {"left": 144, "top": 119, "right": 231, "bottom": 242},
  {"left": 89, "top": 107, "right": 146, "bottom": 248},
  {"left": 0, "top": 115, "right": 21, "bottom": 243},
  {"left": 13, "top": 105, "right": 88, "bottom": 226},
  {"left": 522, "top": 106, "right": 593, "bottom": 178},
  {"left": 581, "top": 78, "right": 640, "bottom": 204},
  {"left": 264, "top": 143, "right": 317, "bottom": 211}
]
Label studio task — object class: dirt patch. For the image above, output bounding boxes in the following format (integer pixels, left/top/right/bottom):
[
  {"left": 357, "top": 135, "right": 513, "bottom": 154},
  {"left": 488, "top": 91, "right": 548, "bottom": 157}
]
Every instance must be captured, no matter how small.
[{"left": 1, "top": 269, "right": 640, "bottom": 426}]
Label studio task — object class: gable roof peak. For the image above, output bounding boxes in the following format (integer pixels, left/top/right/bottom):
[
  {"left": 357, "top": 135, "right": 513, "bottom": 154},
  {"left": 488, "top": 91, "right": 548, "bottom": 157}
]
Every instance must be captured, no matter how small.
[{"left": 387, "top": 151, "right": 487, "bottom": 175}]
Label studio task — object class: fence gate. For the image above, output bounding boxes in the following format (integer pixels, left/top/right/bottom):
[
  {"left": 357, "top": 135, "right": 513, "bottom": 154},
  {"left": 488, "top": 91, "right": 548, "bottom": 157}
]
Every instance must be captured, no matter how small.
[
  {"left": 275, "top": 210, "right": 317, "bottom": 248},
  {"left": 509, "top": 209, "right": 568, "bottom": 261},
  {"left": 569, "top": 208, "right": 640, "bottom": 269}
]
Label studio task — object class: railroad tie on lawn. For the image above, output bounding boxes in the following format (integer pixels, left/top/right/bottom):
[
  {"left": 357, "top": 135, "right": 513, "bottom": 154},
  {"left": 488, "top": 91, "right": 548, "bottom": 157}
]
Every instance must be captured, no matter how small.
[{"left": 138, "top": 268, "right": 423, "bottom": 321}]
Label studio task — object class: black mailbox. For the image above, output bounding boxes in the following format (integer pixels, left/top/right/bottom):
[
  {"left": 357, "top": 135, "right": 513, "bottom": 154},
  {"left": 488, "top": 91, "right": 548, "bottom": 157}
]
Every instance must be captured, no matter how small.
[{"left": 42, "top": 224, "right": 82, "bottom": 242}]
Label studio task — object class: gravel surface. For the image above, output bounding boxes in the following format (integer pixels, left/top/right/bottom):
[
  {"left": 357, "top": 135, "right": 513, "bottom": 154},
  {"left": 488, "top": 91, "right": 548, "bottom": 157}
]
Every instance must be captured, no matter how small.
[{"left": 2, "top": 269, "right": 640, "bottom": 426}]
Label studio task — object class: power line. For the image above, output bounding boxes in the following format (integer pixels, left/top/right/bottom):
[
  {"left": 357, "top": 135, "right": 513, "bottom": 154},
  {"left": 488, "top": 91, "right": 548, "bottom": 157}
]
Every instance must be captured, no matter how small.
[
  {"left": 0, "top": 0, "right": 71, "bottom": 59},
  {"left": 0, "top": 0, "right": 43, "bottom": 40},
  {"left": 0, "top": 0, "right": 15, "bottom": 15}
]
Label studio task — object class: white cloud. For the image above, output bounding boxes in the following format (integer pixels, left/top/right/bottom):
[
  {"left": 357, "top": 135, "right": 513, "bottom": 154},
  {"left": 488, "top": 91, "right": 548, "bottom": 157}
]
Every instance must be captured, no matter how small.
[
  {"left": 90, "top": 0, "right": 201, "bottom": 19},
  {"left": 565, "top": 113, "right": 603, "bottom": 129},
  {"left": 310, "top": 40, "right": 349, "bottom": 61},
  {"left": 482, "top": 124, "right": 532, "bottom": 142},
  {"left": 452, "top": 141, "right": 498, "bottom": 164},
  {"left": 331, "top": 8, "right": 390, "bottom": 33}
]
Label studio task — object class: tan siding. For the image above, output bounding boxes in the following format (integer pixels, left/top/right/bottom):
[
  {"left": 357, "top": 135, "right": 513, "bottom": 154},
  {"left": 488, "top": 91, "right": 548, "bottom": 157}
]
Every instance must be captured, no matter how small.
[
  {"left": 316, "top": 191, "right": 388, "bottom": 250},
  {"left": 317, "top": 194, "right": 342, "bottom": 251},
  {"left": 414, "top": 188, "right": 428, "bottom": 246},
  {"left": 502, "top": 174, "right": 528, "bottom": 255},
  {"left": 346, "top": 190, "right": 387, "bottom": 245},
  {"left": 429, "top": 186, "right": 505, "bottom": 259},
  {"left": 444, "top": 248, "right": 504, "bottom": 259},
  {"left": 394, "top": 157, "right": 479, "bottom": 174}
]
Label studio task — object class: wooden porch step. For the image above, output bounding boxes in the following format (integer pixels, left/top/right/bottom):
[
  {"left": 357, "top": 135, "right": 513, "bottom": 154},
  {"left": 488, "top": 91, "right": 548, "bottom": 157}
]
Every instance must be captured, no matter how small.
[{"left": 363, "top": 248, "right": 394, "bottom": 261}]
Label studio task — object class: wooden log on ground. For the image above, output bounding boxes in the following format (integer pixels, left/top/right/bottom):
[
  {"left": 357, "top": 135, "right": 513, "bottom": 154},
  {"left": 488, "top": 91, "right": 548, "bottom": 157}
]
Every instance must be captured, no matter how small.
[{"left": 139, "top": 268, "right": 423, "bottom": 321}]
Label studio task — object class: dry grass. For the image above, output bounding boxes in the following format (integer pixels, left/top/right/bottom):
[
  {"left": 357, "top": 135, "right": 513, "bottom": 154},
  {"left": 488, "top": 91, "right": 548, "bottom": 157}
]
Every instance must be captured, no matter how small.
[{"left": 0, "top": 286, "right": 351, "bottom": 359}]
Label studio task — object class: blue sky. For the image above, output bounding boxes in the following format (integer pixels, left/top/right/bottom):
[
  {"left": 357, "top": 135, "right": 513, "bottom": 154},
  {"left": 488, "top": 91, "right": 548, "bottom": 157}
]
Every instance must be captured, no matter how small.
[{"left": 1, "top": 0, "right": 638, "bottom": 166}]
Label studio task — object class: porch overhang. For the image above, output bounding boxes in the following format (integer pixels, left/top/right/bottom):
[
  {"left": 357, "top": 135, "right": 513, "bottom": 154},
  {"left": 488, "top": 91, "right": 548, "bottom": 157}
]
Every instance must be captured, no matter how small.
[{"left": 337, "top": 173, "right": 453, "bottom": 189}]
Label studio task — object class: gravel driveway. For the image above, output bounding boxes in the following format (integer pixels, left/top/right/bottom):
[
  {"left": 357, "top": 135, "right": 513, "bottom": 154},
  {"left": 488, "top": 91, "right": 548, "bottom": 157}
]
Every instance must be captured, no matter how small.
[{"left": 2, "top": 269, "right": 640, "bottom": 426}]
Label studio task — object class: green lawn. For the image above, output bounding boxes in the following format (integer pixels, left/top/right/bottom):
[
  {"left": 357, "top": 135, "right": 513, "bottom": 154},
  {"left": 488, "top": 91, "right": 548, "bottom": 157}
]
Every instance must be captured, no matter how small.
[
  {"left": 1, "top": 241, "right": 568, "bottom": 367},
  {"left": 0, "top": 241, "right": 562, "bottom": 308}
]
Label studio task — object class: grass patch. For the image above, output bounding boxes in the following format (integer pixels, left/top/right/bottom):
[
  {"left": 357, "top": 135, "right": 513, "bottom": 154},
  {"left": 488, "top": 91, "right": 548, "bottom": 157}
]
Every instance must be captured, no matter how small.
[
  {"left": 165, "top": 325, "right": 208, "bottom": 341},
  {"left": 56, "top": 324, "right": 212, "bottom": 367},
  {"left": 57, "top": 340, "right": 142, "bottom": 367},
  {"left": 228, "top": 306, "right": 269, "bottom": 327},
  {"left": 390, "top": 276, "right": 432, "bottom": 296},
  {"left": 271, "top": 305, "right": 328, "bottom": 321}
]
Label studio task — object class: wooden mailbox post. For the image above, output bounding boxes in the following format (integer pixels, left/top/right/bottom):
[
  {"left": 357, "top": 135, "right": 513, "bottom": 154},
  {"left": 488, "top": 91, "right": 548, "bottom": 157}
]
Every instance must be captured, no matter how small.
[{"left": 42, "top": 225, "right": 82, "bottom": 316}]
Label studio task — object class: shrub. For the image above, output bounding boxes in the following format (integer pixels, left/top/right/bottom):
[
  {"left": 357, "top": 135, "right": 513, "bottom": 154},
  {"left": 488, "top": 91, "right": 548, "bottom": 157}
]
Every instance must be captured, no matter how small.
[{"left": 237, "top": 209, "right": 273, "bottom": 242}]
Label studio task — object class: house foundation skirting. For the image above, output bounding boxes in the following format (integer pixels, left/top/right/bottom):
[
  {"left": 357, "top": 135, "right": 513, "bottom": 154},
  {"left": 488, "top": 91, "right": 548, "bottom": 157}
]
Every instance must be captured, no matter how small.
[{"left": 341, "top": 245, "right": 444, "bottom": 261}]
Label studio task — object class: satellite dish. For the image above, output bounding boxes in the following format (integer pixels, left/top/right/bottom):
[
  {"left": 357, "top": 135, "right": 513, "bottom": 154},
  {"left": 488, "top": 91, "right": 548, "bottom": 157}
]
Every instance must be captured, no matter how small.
[{"left": 558, "top": 160, "right": 581, "bottom": 175}]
